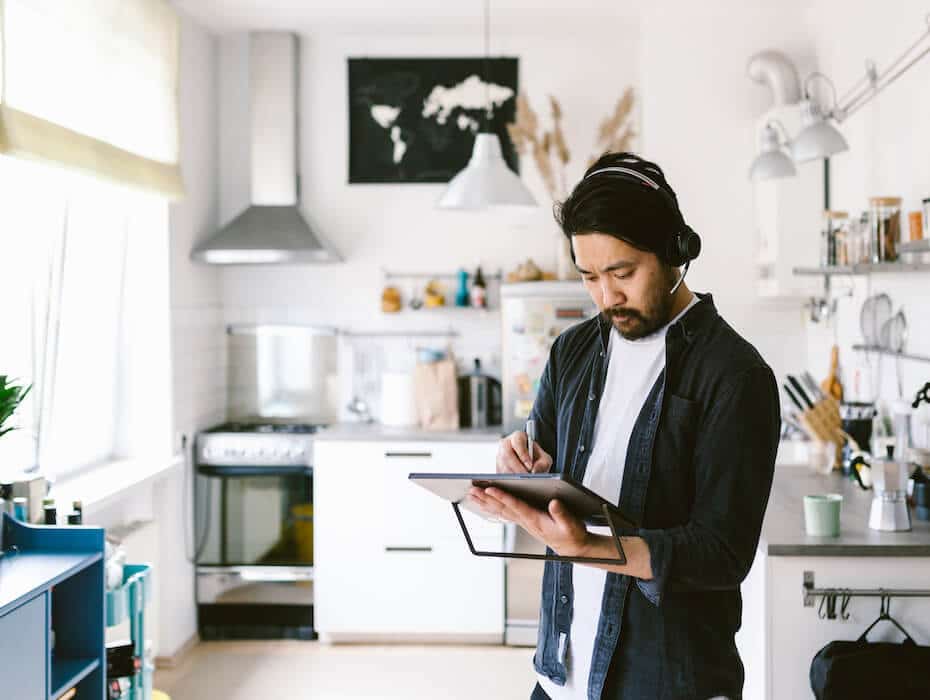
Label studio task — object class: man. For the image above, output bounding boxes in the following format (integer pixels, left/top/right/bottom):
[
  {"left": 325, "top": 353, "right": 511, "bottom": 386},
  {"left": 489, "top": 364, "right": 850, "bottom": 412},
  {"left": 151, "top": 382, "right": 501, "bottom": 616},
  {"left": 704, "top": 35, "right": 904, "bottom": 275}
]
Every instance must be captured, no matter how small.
[{"left": 470, "top": 153, "right": 780, "bottom": 700}]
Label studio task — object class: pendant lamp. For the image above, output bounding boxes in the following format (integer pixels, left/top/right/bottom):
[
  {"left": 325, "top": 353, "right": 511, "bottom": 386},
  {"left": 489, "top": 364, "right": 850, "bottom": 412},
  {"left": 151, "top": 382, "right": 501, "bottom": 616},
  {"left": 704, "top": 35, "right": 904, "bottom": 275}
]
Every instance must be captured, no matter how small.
[{"left": 438, "top": 0, "right": 536, "bottom": 209}]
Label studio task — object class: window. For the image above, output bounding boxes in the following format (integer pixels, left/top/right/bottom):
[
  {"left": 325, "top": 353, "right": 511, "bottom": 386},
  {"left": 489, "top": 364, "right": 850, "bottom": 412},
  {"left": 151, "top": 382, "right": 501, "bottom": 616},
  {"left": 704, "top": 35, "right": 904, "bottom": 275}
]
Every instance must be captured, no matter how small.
[{"left": 0, "top": 155, "right": 171, "bottom": 477}]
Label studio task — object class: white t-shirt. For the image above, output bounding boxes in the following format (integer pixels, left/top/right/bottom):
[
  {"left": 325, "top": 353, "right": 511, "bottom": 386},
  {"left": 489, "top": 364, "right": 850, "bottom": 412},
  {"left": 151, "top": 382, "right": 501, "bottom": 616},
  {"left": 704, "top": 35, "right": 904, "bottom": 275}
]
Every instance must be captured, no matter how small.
[{"left": 538, "top": 294, "right": 698, "bottom": 700}]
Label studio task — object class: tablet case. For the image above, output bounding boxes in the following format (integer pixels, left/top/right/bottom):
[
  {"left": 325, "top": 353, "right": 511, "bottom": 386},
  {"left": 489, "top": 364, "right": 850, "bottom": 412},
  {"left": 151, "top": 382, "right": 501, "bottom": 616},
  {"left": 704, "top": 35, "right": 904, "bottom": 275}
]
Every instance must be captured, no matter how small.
[{"left": 409, "top": 472, "right": 637, "bottom": 565}]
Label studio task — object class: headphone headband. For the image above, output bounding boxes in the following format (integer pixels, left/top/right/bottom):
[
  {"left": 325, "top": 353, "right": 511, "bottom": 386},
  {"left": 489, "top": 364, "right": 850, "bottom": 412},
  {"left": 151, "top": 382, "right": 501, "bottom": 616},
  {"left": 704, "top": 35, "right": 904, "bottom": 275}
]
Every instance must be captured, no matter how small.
[{"left": 582, "top": 160, "right": 701, "bottom": 268}]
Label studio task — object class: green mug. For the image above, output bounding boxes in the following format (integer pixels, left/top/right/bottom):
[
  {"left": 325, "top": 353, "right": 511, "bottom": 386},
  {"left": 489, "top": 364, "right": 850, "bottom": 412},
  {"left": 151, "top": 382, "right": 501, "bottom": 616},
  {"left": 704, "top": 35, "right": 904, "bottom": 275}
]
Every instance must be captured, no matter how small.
[{"left": 803, "top": 494, "right": 843, "bottom": 537}]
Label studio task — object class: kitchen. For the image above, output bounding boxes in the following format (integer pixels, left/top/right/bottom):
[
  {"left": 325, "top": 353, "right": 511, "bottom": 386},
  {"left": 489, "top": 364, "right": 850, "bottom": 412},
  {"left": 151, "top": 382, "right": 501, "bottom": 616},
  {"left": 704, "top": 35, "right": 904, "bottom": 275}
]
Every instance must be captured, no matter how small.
[{"left": 1, "top": 1, "right": 930, "bottom": 699}]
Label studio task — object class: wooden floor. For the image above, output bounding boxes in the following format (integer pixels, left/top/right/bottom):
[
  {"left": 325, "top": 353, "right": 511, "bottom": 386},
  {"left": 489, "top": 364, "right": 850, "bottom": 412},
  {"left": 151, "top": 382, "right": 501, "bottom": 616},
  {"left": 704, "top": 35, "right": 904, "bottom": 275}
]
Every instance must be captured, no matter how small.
[{"left": 154, "top": 640, "right": 537, "bottom": 699}]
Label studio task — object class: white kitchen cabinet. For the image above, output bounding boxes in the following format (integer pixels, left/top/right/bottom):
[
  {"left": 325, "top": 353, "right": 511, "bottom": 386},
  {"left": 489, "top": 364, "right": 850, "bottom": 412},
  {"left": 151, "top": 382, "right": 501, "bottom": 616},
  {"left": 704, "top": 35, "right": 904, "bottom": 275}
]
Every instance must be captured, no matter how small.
[{"left": 314, "top": 438, "right": 505, "bottom": 642}]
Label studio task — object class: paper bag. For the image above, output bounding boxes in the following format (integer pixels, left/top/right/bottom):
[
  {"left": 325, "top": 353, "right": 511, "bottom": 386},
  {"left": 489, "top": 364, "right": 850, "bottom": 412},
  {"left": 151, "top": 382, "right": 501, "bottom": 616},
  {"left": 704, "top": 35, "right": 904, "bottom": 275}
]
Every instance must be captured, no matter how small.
[{"left": 413, "top": 358, "right": 459, "bottom": 430}]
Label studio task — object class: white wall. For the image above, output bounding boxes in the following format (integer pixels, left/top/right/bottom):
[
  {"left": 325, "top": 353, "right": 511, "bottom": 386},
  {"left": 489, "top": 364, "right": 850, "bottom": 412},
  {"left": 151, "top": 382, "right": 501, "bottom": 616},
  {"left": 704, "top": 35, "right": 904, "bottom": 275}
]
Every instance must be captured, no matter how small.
[
  {"left": 638, "top": 1, "right": 817, "bottom": 382},
  {"left": 804, "top": 0, "right": 930, "bottom": 431},
  {"left": 218, "top": 27, "right": 641, "bottom": 380},
  {"left": 158, "top": 11, "right": 224, "bottom": 658}
]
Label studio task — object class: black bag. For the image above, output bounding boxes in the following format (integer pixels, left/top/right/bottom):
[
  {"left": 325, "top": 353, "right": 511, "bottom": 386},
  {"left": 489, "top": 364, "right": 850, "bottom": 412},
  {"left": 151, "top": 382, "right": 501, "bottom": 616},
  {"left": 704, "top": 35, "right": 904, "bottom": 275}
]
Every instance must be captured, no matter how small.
[
  {"left": 811, "top": 596, "right": 930, "bottom": 700},
  {"left": 810, "top": 637, "right": 930, "bottom": 699}
]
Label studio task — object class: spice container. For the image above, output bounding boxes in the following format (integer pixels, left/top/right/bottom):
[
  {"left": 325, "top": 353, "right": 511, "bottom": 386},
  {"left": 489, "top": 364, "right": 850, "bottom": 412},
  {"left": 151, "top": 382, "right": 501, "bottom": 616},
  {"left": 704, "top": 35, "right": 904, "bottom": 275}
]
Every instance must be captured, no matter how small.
[
  {"left": 821, "top": 210, "right": 848, "bottom": 266},
  {"left": 908, "top": 211, "right": 923, "bottom": 242},
  {"left": 869, "top": 196, "right": 901, "bottom": 262}
]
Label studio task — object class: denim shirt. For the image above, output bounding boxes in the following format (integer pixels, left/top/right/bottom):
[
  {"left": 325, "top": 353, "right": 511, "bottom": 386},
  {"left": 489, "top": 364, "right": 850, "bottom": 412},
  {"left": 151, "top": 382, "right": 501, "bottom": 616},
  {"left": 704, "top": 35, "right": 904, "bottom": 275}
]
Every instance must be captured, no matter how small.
[{"left": 530, "top": 294, "right": 780, "bottom": 700}]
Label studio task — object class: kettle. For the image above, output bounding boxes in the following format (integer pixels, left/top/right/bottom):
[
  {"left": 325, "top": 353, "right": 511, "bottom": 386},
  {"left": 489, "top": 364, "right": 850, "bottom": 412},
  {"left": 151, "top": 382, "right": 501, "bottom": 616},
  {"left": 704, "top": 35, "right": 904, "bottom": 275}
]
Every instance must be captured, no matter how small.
[
  {"left": 868, "top": 445, "right": 912, "bottom": 532},
  {"left": 457, "top": 358, "right": 502, "bottom": 428}
]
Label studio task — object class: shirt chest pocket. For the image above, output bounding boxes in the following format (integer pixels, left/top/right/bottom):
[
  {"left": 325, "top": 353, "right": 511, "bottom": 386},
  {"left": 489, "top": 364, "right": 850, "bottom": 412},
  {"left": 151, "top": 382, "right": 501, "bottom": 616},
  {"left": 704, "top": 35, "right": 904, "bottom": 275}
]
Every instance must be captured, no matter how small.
[{"left": 656, "top": 394, "right": 700, "bottom": 476}]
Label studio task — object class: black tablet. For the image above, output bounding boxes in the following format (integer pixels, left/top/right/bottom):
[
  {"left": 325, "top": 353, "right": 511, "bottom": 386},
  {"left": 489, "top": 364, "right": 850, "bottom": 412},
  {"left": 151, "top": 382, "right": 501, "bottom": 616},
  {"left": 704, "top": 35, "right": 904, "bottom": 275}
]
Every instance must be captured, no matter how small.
[{"left": 408, "top": 472, "right": 638, "bottom": 529}]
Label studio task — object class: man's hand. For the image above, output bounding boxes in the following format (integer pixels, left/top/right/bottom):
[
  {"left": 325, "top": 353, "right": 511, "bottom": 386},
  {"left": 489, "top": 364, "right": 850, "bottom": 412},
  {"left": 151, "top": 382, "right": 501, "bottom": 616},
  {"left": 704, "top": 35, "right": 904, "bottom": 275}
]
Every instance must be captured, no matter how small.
[
  {"left": 496, "top": 430, "right": 553, "bottom": 474},
  {"left": 468, "top": 487, "right": 589, "bottom": 558}
]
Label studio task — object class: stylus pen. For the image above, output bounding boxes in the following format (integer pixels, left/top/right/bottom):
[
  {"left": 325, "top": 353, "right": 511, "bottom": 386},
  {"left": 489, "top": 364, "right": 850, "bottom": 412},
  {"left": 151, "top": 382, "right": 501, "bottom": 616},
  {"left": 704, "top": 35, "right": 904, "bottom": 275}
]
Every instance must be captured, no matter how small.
[{"left": 525, "top": 419, "right": 536, "bottom": 469}]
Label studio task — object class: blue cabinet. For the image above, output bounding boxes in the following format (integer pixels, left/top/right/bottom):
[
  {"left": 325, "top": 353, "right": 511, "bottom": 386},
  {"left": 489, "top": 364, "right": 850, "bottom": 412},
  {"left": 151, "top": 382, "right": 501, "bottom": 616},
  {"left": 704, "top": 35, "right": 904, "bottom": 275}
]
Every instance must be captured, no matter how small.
[{"left": 0, "top": 513, "right": 105, "bottom": 700}]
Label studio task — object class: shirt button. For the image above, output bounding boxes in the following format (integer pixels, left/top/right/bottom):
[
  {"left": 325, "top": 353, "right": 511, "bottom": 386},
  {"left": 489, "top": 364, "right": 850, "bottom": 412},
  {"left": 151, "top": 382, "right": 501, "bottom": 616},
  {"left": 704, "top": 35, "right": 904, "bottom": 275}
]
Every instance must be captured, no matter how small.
[
  {"left": 588, "top": 393, "right": 595, "bottom": 401},
  {"left": 579, "top": 445, "right": 585, "bottom": 453},
  {"left": 560, "top": 595, "right": 569, "bottom": 604},
  {"left": 600, "top": 351, "right": 605, "bottom": 357}
]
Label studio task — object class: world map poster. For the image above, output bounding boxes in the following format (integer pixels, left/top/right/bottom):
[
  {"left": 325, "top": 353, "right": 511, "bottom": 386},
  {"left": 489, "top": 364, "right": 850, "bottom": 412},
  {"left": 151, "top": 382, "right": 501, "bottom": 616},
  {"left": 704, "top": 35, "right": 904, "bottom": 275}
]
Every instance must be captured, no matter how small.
[{"left": 348, "top": 57, "right": 519, "bottom": 184}]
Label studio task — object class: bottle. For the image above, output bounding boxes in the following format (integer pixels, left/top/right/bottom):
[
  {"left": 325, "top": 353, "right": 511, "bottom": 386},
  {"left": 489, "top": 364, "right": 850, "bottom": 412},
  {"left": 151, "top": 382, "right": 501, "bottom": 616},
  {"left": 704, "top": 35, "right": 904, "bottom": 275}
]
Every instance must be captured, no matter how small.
[
  {"left": 12, "top": 497, "right": 28, "bottom": 521},
  {"left": 66, "top": 512, "right": 82, "bottom": 526},
  {"left": 72, "top": 500, "right": 83, "bottom": 523},
  {"left": 44, "top": 505, "right": 58, "bottom": 525},
  {"left": 469, "top": 266, "right": 487, "bottom": 309},
  {"left": 455, "top": 269, "right": 470, "bottom": 307}
]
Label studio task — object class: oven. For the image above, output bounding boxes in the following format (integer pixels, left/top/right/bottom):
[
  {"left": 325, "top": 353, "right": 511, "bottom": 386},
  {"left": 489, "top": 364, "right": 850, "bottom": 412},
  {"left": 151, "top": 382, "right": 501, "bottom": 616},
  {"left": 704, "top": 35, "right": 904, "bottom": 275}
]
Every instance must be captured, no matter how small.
[{"left": 194, "top": 423, "right": 320, "bottom": 640}]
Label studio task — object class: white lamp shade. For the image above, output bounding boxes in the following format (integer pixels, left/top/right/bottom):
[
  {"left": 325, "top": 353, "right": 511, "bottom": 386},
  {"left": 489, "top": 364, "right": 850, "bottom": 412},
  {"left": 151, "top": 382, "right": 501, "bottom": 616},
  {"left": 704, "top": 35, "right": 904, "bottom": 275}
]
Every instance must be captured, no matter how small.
[
  {"left": 749, "top": 123, "right": 797, "bottom": 180},
  {"left": 438, "top": 133, "right": 536, "bottom": 209},
  {"left": 749, "top": 149, "right": 796, "bottom": 180},
  {"left": 790, "top": 100, "right": 848, "bottom": 163}
]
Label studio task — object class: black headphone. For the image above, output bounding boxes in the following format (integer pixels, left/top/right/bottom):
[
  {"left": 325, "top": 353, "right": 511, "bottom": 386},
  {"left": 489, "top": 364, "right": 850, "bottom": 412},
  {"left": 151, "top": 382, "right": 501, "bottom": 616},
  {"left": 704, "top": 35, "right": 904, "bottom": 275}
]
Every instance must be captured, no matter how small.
[{"left": 583, "top": 164, "right": 702, "bottom": 268}]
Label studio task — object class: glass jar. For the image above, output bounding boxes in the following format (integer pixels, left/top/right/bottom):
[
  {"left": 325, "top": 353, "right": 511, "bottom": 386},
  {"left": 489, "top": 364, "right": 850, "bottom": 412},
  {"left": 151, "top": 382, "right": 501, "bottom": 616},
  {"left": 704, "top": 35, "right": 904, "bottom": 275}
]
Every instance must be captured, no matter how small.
[
  {"left": 869, "top": 196, "right": 902, "bottom": 262},
  {"left": 821, "top": 210, "right": 848, "bottom": 267}
]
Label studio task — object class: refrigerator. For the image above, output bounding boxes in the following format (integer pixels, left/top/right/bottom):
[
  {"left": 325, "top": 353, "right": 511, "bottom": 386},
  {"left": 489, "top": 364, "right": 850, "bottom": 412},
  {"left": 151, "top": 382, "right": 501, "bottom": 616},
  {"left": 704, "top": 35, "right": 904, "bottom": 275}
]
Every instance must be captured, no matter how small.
[{"left": 500, "top": 281, "right": 598, "bottom": 645}]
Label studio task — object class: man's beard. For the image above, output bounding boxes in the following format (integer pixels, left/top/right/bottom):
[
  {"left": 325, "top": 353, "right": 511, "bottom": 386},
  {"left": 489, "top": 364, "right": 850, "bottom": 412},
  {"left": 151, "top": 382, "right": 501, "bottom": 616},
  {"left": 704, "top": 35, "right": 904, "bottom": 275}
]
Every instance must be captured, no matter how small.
[{"left": 601, "top": 268, "right": 677, "bottom": 340}]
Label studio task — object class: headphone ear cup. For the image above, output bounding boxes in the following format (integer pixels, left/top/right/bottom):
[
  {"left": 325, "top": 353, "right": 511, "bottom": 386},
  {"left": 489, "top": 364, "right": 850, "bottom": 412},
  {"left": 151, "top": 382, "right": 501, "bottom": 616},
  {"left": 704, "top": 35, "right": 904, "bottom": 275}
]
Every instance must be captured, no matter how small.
[{"left": 667, "top": 229, "right": 702, "bottom": 267}]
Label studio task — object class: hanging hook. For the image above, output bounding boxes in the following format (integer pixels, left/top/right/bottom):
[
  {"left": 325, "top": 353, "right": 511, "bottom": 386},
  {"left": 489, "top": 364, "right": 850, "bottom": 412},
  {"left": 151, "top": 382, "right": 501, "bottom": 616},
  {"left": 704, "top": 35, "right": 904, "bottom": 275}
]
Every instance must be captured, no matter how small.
[
  {"left": 818, "top": 594, "right": 828, "bottom": 619},
  {"left": 827, "top": 594, "right": 838, "bottom": 620},
  {"left": 840, "top": 592, "right": 851, "bottom": 620}
]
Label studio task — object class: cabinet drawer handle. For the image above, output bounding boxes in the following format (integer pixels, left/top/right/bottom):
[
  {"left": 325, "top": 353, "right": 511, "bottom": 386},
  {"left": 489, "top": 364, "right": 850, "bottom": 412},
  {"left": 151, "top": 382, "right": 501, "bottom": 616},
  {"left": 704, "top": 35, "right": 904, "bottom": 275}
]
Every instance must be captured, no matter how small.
[
  {"left": 384, "top": 451, "right": 433, "bottom": 458},
  {"left": 385, "top": 546, "right": 433, "bottom": 553}
]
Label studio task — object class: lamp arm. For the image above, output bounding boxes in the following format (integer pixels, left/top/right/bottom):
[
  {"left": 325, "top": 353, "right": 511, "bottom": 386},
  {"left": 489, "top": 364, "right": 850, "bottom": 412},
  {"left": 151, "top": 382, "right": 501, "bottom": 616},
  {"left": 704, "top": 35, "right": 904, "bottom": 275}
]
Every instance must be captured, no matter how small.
[{"left": 832, "top": 14, "right": 930, "bottom": 122}]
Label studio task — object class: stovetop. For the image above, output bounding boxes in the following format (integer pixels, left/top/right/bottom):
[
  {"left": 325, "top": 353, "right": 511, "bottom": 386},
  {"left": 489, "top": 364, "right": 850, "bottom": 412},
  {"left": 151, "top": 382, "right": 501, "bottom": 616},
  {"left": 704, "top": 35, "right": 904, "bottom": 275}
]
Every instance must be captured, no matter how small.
[
  {"left": 207, "top": 422, "right": 324, "bottom": 435},
  {"left": 196, "top": 421, "right": 327, "bottom": 467}
]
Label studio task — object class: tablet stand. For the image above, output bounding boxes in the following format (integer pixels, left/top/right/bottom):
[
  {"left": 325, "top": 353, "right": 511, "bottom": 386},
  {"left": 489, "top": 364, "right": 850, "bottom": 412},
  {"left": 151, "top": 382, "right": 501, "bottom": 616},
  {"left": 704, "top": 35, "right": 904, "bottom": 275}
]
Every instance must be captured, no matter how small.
[{"left": 451, "top": 502, "right": 629, "bottom": 565}]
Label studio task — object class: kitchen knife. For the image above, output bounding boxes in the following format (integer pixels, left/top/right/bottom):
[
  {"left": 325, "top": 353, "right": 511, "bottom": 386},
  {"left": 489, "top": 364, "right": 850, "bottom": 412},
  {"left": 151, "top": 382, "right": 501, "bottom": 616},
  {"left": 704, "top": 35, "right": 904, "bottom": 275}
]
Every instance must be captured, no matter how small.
[
  {"left": 802, "top": 371, "right": 825, "bottom": 400},
  {"left": 782, "top": 383, "right": 805, "bottom": 412},
  {"left": 788, "top": 375, "right": 815, "bottom": 410}
]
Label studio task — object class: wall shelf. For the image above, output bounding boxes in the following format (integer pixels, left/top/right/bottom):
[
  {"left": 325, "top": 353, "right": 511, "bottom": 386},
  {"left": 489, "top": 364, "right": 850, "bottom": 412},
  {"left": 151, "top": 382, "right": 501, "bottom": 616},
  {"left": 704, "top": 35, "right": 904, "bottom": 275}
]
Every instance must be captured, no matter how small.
[
  {"left": 382, "top": 268, "right": 503, "bottom": 282},
  {"left": 793, "top": 261, "right": 930, "bottom": 276},
  {"left": 851, "top": 345, "right": 930, "bottom": 364}
]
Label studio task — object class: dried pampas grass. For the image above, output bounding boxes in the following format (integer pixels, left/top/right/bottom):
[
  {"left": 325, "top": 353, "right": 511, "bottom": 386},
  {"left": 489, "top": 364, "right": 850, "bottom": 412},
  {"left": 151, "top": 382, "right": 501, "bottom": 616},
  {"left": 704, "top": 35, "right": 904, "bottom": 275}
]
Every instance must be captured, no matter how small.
[{"left": 507, "top": 86, "right": 636, "bottom": 201}]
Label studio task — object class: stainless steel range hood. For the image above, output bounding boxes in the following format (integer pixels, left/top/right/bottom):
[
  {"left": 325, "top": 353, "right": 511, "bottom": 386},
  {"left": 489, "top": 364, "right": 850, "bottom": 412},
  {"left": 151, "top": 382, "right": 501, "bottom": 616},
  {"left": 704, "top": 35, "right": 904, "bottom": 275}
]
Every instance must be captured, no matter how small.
[{"left": 192, "top": 33, "right": 340, "bottom": 265}]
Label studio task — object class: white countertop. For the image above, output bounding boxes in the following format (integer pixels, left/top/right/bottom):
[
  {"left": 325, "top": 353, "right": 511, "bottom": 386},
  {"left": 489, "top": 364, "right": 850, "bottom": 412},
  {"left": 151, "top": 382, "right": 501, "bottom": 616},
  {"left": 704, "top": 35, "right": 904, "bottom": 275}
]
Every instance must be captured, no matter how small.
[{"left": 316, "top": 423, "right": 505, "bottom": 443}]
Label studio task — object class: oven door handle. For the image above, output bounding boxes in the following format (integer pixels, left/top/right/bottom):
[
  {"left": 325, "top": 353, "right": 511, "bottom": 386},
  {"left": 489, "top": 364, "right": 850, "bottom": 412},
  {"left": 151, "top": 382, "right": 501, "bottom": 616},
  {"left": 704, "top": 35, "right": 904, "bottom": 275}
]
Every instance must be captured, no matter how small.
[
  {"left": 224, "top": 567, "right": 315, "bottom": 583},
  {"left": 197, "top": 464, "right": 311, "bottom": 477}
]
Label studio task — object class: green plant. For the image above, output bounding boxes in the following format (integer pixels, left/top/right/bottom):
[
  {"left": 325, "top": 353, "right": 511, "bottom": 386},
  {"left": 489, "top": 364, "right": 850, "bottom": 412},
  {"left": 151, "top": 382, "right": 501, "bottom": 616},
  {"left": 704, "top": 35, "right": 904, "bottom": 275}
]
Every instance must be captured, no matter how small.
[{"left": 0, "top": 375, "right": 31, "bottom": 439}]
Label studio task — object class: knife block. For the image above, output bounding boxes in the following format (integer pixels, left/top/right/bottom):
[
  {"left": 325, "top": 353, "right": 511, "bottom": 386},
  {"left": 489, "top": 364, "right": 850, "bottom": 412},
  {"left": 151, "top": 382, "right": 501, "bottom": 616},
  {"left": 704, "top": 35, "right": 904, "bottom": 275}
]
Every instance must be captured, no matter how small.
[{"left": 797, "top": 397, "right": 843, "bottom": 469}]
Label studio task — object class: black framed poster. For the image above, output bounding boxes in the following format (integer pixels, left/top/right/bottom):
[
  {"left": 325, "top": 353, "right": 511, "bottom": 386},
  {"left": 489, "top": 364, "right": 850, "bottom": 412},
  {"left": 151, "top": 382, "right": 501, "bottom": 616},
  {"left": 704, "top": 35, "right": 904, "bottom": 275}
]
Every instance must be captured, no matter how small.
[{"left": 348, "top": 57, "right": 519, "bottom": 184}]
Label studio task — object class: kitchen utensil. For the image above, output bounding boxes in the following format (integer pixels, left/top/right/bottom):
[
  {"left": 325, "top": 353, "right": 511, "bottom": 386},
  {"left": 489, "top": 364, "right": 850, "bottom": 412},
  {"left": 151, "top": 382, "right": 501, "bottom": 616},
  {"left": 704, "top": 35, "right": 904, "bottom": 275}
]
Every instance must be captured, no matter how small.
[
  {"left": 868, "top": 445, "right": 911, "bottom": 531},
  {"left": 821, "top": 346, "right": 844, "bottom": 401},
  {"left": 804, "top": 494, "right": 843, "bottom": 536},
  {"left": 457, "top": 358, "right": 502, "bottom": 428},
  {"left": 880, "top": 310, "right": 908, "bottom": 396},
  {"left": 788, "top": 375, "right": 815, "bottom": 408},
  {"left": 783, "top": 383, "right": 805, "bottom": 412},
  {"left": 859, "top": 293, "right": 892, "bottom": 347}
]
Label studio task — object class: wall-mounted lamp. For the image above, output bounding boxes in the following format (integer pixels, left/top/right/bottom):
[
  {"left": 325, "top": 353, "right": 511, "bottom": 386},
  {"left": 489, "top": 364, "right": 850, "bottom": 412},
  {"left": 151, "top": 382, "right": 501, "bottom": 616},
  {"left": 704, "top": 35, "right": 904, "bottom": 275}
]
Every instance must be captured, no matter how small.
[
  {"left": 749, "top": 14, "right": 930, "bottom": 181},
  {"left": 749, "top": 120, "right": 796, "bottom": 181}
]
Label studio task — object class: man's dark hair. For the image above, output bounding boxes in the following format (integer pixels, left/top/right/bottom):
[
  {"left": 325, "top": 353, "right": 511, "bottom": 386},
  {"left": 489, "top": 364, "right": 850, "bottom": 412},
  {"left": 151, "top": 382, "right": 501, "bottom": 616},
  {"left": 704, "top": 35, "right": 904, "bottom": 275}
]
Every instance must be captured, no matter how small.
[{"left": 554, "top": 152, "right": 684, "bottom": 263}]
